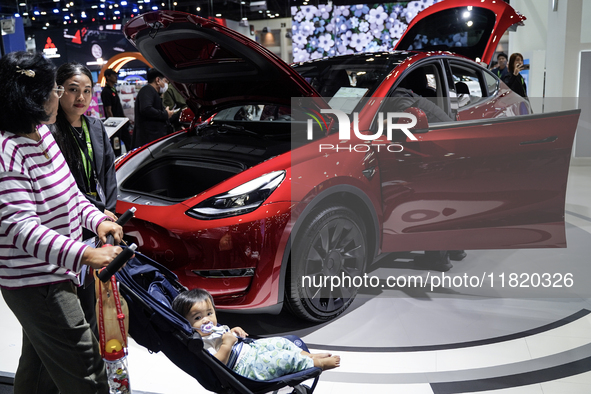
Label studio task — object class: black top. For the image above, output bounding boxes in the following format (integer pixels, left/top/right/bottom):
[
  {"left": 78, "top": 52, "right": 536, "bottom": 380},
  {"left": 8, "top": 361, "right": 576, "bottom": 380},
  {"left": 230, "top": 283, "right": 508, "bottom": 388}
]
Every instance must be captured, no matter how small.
[
  {"left": 101, "top": 85, "right": 125, "bottom": 118},
  {"left": 502, "top": 73, "right": 528, "bottom": 98},
  {"left": 132, "top": 84, "right": 169, "bottom": 148}
]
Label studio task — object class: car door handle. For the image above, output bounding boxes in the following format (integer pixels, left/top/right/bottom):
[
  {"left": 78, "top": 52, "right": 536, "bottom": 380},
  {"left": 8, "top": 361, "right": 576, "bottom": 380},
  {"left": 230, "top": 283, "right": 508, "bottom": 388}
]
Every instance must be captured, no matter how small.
[{"left": 519, "top": 136, "right": 558, "bottom": 145}]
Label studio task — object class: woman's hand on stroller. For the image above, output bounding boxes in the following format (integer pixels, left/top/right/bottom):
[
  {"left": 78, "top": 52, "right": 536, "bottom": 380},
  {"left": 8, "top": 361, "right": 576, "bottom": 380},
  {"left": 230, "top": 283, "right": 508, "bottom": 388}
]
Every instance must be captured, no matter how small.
[
  {"left": 82, "top": 245, "right": 123, "bottom": 270},
  {"left": 231, "top": 327, "right": 248, "bottom": 338},
  {"left": 97, "top": 220, "right": 123, "bottom": 245}
]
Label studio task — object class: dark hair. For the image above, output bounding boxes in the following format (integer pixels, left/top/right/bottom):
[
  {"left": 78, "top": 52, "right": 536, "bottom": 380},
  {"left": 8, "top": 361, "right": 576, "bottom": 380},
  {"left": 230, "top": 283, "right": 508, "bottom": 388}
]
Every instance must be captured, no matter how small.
[
  {"left": 104, "top": 68, "right": 117, "bottom": 77},
  {"left": 49, "top": 63, "right": 94, "bottom": 187},
  {"left": 497, "top": 52, "right": 508, "bottom": 61},
  {"left": 146, "top": 68, "right": 165, "bottom": 84},
  {"left": 172, "top": 288, "right": 215, "bottom": 319},
  {"left": 0, "top": 51, "right": 56, "bottom": 134},
  {"left": 508, "top": 53, "right": 524, "bottom": 74}
]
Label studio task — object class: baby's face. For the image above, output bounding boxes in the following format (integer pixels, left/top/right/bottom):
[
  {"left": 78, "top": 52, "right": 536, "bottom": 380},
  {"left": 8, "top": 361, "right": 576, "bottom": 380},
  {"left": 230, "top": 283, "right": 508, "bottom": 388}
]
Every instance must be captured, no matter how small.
[{"left": 185, "top": 299, "right": 218, "bottom": 336}]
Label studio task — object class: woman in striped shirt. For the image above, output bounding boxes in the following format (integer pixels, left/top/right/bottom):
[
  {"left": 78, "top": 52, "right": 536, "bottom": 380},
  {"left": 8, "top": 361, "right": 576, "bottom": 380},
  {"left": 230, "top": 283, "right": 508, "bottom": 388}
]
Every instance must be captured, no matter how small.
[{"left": 0, "top": 51, "right": 123, "bottom": 394}]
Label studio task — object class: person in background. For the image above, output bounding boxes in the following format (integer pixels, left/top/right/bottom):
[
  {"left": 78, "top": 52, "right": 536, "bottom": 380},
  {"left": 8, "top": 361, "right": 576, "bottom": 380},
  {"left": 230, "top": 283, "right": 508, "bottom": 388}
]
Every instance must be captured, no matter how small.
[
  {"left": 503, "top": 53, "right": 528, "bottom": 98},
  {"left": 0, "top": 51, "right": 123, "bottom": 394},
  {"left": 101, "top": 68, "right": 131, "bottom": 152},
  {"left": 131, "top": 68, "right": 174, "bottom": 148},
  {"left": 49, "top": 62, "right": 119, "bottom": 337},
  {"left": 490, "top": 52, "right": 509, "bottom": 79},
  {"left": 162, "top": 82, "right": 187, "bottom": 131}
]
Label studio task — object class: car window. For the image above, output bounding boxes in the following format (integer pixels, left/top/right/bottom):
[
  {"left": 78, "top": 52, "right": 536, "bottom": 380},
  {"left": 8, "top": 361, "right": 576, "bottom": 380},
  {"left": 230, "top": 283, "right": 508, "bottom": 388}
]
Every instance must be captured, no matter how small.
[
  {"left": 396, "top": 7, "right": 496, "bottom": 61},
  {"left": 483, "top": 71, "right": 499, "bottom": 95},
  {"left": 449, "top": 62, "right": 487, "bottom": 110},
  {"left": 370, "top": 62, "right": 453, "bottom": 131},
  {"left": 292, "top": 53, "right": 408, "bottom": 107}
]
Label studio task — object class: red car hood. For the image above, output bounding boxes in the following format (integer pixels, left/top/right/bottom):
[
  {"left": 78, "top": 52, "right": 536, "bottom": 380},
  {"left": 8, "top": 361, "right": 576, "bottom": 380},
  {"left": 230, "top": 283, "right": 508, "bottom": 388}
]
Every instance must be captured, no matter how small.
[
  {"left": 123, "top": 11, "right": 319, "bottom": 120},
  {"left": 395, "top": 0, "right": 526, "bottom": 64}
]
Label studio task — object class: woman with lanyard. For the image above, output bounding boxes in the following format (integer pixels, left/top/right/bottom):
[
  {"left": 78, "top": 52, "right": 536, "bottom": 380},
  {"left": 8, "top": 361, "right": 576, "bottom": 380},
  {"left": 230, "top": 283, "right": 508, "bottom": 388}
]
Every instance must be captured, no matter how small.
[
  {"left": 49, "top": 62, "right": 118, "bottom": 336},
  {"left": 503, "top": 53, "right": 528, "bottom": 98}
]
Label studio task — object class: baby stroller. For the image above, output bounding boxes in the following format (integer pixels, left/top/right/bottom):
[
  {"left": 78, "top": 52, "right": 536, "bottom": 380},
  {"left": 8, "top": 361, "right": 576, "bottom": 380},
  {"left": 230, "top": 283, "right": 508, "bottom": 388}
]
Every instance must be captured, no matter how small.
[{"left": 115, "top": 250, "right": 322, "bottom": 394}]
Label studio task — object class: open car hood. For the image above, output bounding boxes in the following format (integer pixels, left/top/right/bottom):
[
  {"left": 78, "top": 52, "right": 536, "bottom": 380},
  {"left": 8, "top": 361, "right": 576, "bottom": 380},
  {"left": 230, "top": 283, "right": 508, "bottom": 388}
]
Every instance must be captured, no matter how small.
[
  {"left": 395, "top": 0, "right": 526, "bottom": 64},
  {"left": 124, "top": 11, "right": 319, "bottom": 120}
]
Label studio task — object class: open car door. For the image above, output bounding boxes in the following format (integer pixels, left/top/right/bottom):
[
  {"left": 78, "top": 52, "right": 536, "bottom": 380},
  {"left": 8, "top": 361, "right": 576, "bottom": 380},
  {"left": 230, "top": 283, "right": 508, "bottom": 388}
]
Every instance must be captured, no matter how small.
[{"left": 375, "top": 109, "right": 580, "bottom": 251}]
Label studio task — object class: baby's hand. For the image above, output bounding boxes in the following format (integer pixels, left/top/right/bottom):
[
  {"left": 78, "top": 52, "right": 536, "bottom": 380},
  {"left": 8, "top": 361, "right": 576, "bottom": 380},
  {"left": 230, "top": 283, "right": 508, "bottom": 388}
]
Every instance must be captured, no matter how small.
[
  {"left": 222, "top": 332, "right": 238, "bottom": 346},
  {"left": 231, "top": 326, "right": 248, "bottom": 338}
]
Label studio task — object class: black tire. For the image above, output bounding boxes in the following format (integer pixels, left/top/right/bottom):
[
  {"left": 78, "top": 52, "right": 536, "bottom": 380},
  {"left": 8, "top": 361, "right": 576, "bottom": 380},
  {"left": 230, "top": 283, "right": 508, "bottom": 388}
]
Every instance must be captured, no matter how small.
[{"left": 286, "top": 206, "right": 368, "bottom": 322}]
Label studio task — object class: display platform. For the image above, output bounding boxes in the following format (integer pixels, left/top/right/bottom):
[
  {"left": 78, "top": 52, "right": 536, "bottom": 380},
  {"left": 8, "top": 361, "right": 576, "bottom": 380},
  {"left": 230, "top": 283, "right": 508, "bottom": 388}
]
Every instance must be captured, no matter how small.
[{"left": 1, "top": 165, "right": 590, "bottom": 394}]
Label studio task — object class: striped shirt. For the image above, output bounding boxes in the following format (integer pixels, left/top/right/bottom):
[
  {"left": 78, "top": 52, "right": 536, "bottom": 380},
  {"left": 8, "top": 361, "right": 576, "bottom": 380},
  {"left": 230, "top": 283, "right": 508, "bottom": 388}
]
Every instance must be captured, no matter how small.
[{"left": 0, "top": 125, "right": 108, "bottom": 289}]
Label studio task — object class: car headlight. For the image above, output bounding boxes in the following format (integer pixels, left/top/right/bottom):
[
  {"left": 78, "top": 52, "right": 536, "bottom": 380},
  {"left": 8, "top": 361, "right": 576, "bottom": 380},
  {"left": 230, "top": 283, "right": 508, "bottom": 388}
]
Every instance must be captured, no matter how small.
[{"left": 186, "top": 171, "right": 286, "bottom": 220}]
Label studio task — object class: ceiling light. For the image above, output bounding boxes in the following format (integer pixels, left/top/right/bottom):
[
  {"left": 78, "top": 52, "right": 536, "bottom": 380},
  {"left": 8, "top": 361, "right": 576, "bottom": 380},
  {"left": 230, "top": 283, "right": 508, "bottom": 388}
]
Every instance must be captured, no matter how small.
[
  {"left": 196, "top": 7, "right": 200, "bottom": 11},
  {"left": 19, "top": 2, "right": 26, "bottom": 6},
  {"left": 14, "top": 13, "right": 20, "bottom": 17},
  {"left": 216, "top": 13, "right": 222, "bottom": 17},
  {"left": 133, "top": 8, "right": 138, "bottom": 12},
  {"left": 152, "top": 5, "right": 158, "bottom": 10},
  {"left": 53, "top": 9, "right": 59, "bottom": 13},
  {"left": 121, "top": 1, "right": 127, "bottom": 5},
  {"left": 33, "top": 10, "right": 39, "bottom": 15},
  {"left": 114, "top": 10, "right": 120, "bottom": 14}
]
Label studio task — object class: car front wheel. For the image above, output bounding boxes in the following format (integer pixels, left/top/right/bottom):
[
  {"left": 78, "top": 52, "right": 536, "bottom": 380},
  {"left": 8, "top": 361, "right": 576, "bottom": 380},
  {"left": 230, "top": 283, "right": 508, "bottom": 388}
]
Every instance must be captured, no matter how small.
[{"left": 286, "top": 206, "right": 368, "bottom": 322}]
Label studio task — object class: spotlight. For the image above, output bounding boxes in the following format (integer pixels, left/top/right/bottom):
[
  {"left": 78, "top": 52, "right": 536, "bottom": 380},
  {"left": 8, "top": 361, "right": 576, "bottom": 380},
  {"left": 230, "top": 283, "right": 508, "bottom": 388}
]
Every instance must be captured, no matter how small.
[{"left": 262, "top": 26, "right": 268, "bottom": 33}]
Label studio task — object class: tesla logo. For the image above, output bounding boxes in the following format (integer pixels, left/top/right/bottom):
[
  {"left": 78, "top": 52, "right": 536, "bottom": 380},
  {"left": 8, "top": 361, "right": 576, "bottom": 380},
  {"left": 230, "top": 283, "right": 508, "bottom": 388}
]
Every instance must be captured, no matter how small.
[{"left": 306, "top": 109, "right": 418, "bottom": 141}]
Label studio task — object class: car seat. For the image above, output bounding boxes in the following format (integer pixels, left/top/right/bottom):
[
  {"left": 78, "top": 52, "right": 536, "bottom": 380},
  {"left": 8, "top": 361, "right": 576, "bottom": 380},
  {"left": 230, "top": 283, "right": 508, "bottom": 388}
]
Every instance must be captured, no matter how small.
[{"left": 399, "top": 67, "right": 437, "bottom": 98}]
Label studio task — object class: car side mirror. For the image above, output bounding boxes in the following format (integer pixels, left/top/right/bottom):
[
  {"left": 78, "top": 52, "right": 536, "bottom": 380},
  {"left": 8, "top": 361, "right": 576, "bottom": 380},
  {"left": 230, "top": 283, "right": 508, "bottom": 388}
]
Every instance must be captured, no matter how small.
[{"left": 403, "top": 107, "right": 429, "bottom": 130}]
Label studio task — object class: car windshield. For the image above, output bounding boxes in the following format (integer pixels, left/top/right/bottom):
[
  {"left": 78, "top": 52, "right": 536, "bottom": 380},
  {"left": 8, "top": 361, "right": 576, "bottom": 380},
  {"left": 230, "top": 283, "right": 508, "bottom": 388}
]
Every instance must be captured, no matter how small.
[{"left": 291, "top": 52, "right": 409, "bottom": 103}]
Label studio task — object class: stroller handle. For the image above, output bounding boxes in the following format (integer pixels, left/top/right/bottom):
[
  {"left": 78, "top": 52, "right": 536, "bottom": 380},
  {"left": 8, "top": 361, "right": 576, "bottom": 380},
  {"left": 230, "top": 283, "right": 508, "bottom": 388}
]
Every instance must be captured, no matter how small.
[
  {"left": 99, "top": 207, "right": 137, "bottom": 283},
  {"left": 98, "top": 243, "right": 137, "bottom": 282},
  {"left": 104, "top": 207, "right": 136, "bottom": 246}
]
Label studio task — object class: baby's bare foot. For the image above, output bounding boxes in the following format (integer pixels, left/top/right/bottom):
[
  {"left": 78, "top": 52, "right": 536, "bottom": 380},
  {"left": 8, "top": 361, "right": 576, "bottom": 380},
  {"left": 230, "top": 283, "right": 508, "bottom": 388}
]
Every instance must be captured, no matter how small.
[
  {"left": 314, "top": 355, "right": 340, "bottom": 370},
  {"left": 310, "top": 352, "right": 332, "bottom": 359}
]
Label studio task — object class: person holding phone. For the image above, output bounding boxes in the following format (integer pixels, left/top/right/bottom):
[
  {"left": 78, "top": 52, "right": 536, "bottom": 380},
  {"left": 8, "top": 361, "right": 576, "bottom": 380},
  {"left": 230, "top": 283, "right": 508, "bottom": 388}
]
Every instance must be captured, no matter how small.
[{"left": 503, "top": 53, "right": 528, "bottom": 98}]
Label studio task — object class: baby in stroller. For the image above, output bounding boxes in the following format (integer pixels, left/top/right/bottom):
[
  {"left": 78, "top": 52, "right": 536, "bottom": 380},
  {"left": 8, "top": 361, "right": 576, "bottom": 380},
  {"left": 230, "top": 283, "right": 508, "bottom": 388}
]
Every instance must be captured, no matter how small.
[{"left": 172, "top": 288, "right": 340, "bottom": 381}]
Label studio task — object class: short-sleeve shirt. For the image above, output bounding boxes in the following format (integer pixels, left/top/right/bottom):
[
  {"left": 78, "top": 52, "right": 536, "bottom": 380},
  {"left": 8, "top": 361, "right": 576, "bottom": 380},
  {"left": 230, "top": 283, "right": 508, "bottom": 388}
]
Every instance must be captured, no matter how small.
[{"left": 101, "top": 86, "right": 124, "bottom": 117}]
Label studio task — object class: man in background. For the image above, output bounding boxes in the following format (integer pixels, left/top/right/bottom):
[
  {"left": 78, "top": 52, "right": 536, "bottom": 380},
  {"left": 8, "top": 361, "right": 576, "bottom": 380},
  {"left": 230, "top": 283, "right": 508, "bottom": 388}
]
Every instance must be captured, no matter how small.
[
  {"left": 131, "top": 68, "right": 174, "bottom": 149},
  {"left": 490, "top": 52, "right": 509, "bottom": 80},
  {"left": 101, "top": 68, "right": 131, "bottom": 153},
  {"left": 163, "top": 82, "right": 187, "bottom": 131}
]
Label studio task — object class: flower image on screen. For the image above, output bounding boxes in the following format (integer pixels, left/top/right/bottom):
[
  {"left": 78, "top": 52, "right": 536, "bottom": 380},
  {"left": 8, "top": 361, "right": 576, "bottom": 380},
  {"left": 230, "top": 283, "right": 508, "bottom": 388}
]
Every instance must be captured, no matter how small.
[{"left": 291, "top": 1, "right": 442, "bottom": 62}]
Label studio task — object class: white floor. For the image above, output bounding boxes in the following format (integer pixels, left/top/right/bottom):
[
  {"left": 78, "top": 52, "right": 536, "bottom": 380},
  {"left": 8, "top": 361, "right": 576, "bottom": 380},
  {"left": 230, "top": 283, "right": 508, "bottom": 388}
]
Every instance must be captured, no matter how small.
[{"left": 1, "top": 164, "right": 591, "bottom": 394}]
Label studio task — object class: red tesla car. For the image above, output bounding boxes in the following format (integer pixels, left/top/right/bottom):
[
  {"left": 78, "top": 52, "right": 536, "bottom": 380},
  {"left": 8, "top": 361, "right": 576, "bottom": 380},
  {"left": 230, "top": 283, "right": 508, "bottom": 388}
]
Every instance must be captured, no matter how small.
[{"left": 117, "top": 1, "right": 580, "bottom": 321}]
